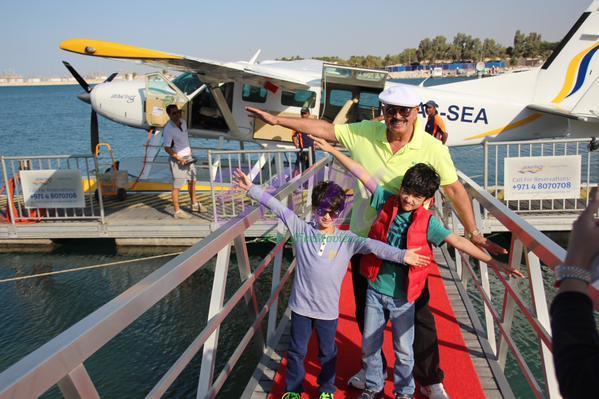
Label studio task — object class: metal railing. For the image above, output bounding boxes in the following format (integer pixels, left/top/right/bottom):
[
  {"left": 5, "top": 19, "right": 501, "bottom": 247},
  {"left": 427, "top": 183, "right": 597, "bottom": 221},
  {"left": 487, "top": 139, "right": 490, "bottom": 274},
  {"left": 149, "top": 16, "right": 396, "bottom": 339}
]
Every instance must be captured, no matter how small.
[
  {"left": 0, "top": 157, "right": 328, "bottom": 399},
  {"left": 435, "top": 170, "right": 595, "bottom": 398},
  {"left": 484, "top": 138, "right": 597, "bottom": 214},
  {"left": 207, "top": 148, "right": 313, "bottom": 222},
  {"left": 1, "top": 154, "right": 104, "bottom": 226}
]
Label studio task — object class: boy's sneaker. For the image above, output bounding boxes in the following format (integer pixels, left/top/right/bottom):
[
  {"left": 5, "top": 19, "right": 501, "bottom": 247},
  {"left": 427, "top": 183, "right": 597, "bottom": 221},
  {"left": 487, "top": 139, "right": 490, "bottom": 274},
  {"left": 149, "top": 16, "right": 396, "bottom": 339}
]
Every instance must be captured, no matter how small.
[
  {"left": 191, "top": 202, "right": 207, "bottom": 213},
  {"left": 319, "top": 393, "right": 334, "bottom": 399},
  {"left": 348, "top": 369, "right": 366, "bottom": 389},
  {"left": 395, "top": 394, "right": 414, "bottom": 399},
  {"left": 281, "top": 393, "right": 301, "bottom": 399},
  {"left": 420, "top": 383, "right": 449, "bottom": 399},
  {"left": 174, "top": 209, "right": 192, "bottom": 219},
  {"left": 358, "top": 389, "right": 383, "bottom": 399}
]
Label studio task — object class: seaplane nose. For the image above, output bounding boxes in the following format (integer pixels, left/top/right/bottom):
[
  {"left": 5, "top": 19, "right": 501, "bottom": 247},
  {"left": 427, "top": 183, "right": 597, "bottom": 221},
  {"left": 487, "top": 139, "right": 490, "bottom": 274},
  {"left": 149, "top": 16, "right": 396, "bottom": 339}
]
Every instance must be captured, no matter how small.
[{"left": 77, "top": 92, "right": 91, "bottom": 104}]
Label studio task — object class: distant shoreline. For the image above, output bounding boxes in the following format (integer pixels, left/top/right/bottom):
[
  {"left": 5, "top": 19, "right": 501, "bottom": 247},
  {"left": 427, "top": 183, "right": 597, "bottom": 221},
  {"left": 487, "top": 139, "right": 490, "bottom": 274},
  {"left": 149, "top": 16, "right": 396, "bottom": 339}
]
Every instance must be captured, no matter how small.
[{"left": 0, "top": 79, "right": 107, "bottom": 88}]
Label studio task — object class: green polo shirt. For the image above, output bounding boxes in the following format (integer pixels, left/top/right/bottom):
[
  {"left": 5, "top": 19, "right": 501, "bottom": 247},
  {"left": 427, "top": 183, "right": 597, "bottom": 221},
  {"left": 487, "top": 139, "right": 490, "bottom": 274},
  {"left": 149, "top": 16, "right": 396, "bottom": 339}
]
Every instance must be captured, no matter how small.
[{"left": 335, "top": 118, "right": 458, "bottom": 237}]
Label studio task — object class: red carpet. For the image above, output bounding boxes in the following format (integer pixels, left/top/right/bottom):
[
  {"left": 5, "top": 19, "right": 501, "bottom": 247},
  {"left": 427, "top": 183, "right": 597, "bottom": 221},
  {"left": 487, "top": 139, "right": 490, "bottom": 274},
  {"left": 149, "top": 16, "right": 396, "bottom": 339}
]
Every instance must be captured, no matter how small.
[{"left": 268, "top": 264, "right": 486, "bottom": 398}]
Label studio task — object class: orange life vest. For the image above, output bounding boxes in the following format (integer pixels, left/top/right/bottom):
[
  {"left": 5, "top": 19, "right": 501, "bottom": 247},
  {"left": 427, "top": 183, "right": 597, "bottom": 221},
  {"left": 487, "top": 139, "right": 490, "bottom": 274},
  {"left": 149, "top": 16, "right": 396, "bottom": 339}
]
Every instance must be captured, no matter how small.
[{"left": 360, "top": 195, "right": 436, "bottom": 303}]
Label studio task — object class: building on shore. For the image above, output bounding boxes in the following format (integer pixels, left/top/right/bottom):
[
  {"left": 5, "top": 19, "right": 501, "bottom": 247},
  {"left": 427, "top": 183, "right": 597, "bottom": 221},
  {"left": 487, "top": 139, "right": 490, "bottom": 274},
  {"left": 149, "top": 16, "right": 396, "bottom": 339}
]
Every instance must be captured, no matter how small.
[{"left": 386, "top": 61, "right": 507, "bottom": 79}]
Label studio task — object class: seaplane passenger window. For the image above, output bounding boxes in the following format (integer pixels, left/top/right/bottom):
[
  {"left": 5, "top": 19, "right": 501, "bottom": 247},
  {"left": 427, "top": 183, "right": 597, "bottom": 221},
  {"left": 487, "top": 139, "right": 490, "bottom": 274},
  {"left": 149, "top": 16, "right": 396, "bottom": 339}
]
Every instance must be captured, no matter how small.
[
  {"left": 281, "top": 90, "right": 316, "bottom": 108},
  {"left": 329, "top": 89, "right": 352, "bottom": 107},
  {"left": 357, "top": 91, "right": 382, "bottom": 121},
  {"left": 242, "top": 84, "right": 268, "bottom": 103}
]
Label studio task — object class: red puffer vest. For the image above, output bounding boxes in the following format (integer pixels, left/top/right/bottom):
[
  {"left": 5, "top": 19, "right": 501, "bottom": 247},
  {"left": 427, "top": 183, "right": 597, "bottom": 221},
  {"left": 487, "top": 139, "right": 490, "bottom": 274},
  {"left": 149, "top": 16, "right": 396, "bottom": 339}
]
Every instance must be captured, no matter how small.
[{"left": 360, "top": 195, "right": 436, "bottom": 303}]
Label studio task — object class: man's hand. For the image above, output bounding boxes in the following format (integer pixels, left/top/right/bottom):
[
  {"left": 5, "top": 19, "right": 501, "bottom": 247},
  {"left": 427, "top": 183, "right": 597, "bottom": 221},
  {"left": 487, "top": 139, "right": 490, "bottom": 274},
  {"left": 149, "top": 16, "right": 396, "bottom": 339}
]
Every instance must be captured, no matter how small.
[
  {"left": 469, "top": 233, "right": 508, "bottom": 256},
  {"left": 404, "top": 247, "right": 430, "bottom": 267},
  {"left": 310, "top": 135, "right": 335, "bottom": 153},
  {"left": 246, "top": 106, "right": 278, "bottom": 125},
  {"left": 233, "top": 168, "right": 253, "bottom": 192}
]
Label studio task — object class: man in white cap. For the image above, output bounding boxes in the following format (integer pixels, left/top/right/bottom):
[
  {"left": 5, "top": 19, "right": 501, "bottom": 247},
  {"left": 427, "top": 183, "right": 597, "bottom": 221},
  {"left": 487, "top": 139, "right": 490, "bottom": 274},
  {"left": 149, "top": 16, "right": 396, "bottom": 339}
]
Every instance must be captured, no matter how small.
[{"left": 247, "top": 84, "right": 505, "bottom": 399}]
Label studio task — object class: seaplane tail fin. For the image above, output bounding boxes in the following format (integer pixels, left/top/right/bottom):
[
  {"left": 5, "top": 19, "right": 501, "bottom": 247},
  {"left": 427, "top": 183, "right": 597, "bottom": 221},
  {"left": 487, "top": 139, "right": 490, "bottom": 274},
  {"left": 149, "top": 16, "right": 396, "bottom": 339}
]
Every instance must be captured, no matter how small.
[{"left": 533, "top": 1, "right": 599, "bottom": 116}]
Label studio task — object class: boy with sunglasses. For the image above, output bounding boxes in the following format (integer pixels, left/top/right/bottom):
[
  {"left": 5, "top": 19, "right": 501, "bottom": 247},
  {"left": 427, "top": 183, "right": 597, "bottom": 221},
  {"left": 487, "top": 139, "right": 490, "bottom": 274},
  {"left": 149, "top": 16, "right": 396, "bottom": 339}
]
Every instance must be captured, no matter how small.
[
  {"left": 311, "top": 136, "right": 523, "bottom": 399},
  {"left": 233, "top": 169, "right": 431, "bottom": 399}
]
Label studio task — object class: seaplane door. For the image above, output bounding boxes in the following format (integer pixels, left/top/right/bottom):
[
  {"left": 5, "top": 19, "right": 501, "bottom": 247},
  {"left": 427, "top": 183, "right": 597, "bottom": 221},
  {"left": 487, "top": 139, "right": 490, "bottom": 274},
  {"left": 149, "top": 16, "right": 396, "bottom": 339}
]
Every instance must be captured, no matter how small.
[
  {"left": 145, "top": 73, "right": 189, "bottom": 127},
  {"left": 321, "top": 64, "right": 388, "bottom": 123}
]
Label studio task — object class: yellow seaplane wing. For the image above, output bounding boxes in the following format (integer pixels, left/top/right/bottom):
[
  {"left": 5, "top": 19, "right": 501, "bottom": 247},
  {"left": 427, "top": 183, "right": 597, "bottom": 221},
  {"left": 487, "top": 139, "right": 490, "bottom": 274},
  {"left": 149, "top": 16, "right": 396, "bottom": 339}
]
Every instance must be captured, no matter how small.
[{"left": 60, "top": 39, "right": 310, "bottom": 91}]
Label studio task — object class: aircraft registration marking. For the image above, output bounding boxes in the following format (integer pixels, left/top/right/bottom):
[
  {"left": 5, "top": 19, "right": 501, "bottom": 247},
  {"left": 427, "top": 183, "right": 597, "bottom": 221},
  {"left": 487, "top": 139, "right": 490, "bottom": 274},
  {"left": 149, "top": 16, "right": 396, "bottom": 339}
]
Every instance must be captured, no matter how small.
[{"left": 419, "top": 104, "right": 489, "bottom": 124}]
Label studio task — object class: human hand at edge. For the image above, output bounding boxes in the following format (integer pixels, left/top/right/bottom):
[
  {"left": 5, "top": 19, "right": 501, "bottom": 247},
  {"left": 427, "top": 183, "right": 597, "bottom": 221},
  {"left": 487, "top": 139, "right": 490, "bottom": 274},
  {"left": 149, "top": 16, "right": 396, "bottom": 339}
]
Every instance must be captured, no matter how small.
[
  {"left": 233, "top": 168, "right": 253, "bottom": 192},
  {"left": 564, "top": 189, "right": 599, "bottom": 270},
  {"left": 491, "top": 260, "right": 526, "bottom": 278},
  {"left": 470, "top": 233, "right": 508, "bottom": 256},
  {"left": 310, "top": 135, "right": 335, "bottom": 153},
  {"left": 404, "top": 247, "right": 430, "bottom": 268},
  {"left": 246, "top": 106, "right": 278, "bottom": 125}
]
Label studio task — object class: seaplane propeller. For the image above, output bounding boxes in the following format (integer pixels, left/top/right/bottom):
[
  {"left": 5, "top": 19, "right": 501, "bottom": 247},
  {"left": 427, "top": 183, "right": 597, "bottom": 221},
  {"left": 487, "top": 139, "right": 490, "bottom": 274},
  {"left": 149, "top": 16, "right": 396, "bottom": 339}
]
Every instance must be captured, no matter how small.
[{"left": 62, "top": 61, "right": 117, "bottom": 153}]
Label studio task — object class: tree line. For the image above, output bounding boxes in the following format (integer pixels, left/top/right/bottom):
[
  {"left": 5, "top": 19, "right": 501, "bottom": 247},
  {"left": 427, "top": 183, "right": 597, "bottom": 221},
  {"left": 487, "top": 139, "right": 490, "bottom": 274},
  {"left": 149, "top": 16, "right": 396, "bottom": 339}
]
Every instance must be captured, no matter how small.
[{"left": 279, "top": 31, "right": 559, "bottom": 69}]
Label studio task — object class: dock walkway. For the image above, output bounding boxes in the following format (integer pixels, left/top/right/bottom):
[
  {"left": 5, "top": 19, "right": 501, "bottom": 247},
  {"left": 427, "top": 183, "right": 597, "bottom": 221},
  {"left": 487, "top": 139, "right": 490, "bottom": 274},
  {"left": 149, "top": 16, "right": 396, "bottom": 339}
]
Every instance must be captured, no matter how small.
[{"left": 245, "top": 247, "right": 508, "bottom": 399}]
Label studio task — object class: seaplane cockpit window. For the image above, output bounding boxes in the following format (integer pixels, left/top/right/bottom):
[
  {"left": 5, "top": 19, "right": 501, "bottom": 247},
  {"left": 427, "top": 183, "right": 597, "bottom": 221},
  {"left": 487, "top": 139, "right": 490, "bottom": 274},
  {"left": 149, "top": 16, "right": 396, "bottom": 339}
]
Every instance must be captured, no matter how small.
[
  {"left": 281, "top": 90, "right": 316, "bottom": 108},
  {"left": 172, "top": 72, "right": 203, "bottom": 96},
  {"left": 242, "top": 84, "right": 268, "bottom": 103}
]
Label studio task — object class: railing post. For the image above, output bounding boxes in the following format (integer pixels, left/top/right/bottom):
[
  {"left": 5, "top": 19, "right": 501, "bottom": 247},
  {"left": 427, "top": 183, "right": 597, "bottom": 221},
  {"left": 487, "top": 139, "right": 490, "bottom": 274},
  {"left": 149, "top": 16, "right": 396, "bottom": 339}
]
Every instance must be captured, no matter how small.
[
  {"left": 208, "top": 150, "right": 218, "bottom": 223},
  {"left": 233, "top": 234, "right": 265, "bottom": 354},
  {"left": 267, "top": 201, "right": 288, "bottom": 347},
  {"left": 1, "top": 157, "right": 17, "bottom": 232},
  {"left": 525, "top": 249, "right": 560, "bottom": 398},
  {"left": 197, "top": 245, "right": 232, "bottom": 399},
  {"left": 92, "top": 155, "right": 105, "bottom": 224},
  {"left": 275, "top": 152, "right": 285, "bottom": 187},
  {"left": 497, "top": 237, "right": 524, "bottom": 369},
  {"left": 450, "top": 210, "right": 464, "bottom": 280},
  {"left": 57, "top": 364, "right": 100, "bottom": 399}
]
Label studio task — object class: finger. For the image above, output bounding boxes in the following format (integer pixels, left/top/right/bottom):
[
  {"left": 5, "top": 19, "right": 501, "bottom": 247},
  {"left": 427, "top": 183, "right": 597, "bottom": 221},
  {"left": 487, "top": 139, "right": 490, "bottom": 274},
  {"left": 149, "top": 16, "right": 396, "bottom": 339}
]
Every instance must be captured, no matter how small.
[
  {"left": 486, "top": 241, "right": 507, "bottom": 255},
  {"left": 579, "top": 194, "right": 599, "bottom": 220}
]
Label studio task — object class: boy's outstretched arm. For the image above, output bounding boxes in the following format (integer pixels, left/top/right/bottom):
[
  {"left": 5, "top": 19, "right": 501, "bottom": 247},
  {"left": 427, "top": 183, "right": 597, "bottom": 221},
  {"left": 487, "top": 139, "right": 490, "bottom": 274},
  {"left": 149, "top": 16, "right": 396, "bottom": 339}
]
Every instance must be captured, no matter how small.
[
  {"left": 233, "top": 169, "right": 303, "bottom": 234},
  {"left": 350, "top": 232, "right": 429, "bottom": 267},
  {"left": 445, "top": 234, "right": 525, "bottom": 278},
  {"left": 310, "top": 135, "right": 380, "bottom": 194}
]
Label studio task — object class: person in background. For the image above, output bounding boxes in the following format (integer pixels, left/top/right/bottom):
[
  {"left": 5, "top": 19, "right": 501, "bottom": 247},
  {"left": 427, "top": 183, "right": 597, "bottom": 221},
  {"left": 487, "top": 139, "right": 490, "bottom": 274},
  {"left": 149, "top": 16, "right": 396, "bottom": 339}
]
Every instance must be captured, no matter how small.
[
  {"left": 550, "top": 189, "right": 599, "bottom": 399},
  {"left": 247, "top": 85, "right": 506, "bottom": 399},
  {"left": 233, "top": 169, "right": 430, "bottom": 399},
  {"left": 292, "top": 107, "right": 315, "bottom": 176},
  {"left": 424, "top": 101, "right": 448, "bottom": 145},
  {"left": 163, "top": 104, "right": 206, "bottom": 219}
]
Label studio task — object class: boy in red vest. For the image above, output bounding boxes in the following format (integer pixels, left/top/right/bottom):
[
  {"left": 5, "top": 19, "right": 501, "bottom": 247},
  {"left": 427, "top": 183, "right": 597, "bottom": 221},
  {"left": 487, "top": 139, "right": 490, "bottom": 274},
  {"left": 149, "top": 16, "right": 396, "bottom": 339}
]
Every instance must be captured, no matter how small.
[{"left": 311, "top": 136, "right": 523, "bottom": 399}]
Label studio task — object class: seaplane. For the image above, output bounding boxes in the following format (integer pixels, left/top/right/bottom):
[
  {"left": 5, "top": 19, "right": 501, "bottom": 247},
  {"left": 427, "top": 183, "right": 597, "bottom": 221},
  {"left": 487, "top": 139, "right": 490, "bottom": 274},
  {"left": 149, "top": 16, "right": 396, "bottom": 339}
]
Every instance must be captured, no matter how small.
[{"left": 58, "top": 0, "right": 599, "bottom": 185}]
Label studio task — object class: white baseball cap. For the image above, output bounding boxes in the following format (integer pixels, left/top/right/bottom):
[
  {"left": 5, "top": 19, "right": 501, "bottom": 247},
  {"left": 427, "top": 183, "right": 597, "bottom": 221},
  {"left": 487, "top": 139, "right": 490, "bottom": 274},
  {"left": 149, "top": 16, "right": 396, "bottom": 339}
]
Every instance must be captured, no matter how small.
[{"left": 378, "top": 84, "right": 421, "bottom": 107}]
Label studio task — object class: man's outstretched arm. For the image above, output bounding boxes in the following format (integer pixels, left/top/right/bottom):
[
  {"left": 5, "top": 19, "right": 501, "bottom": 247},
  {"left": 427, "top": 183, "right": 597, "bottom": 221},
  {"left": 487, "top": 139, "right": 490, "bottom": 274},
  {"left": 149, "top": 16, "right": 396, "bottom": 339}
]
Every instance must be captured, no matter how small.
[{"left": 246, "top": 106, "right": 338, "bottom": 142}]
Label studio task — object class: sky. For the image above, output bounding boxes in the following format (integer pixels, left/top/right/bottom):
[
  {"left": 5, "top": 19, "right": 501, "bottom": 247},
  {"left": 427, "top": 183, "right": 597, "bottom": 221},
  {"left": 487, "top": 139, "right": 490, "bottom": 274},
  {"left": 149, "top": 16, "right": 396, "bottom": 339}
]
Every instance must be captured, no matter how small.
[{"left": 0, "top": 0, "right": 593, "bottom": 77}]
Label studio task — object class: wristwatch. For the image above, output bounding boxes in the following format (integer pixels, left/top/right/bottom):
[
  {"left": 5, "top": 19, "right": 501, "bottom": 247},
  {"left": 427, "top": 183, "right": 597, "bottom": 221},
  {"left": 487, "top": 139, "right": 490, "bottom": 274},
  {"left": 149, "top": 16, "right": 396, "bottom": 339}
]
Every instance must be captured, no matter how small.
[
  {"left": 466, "top": 229, "right": 483, "bottom": 240},
  {"left": 554, "top": 265, "right": 592, "bottom": 287}
]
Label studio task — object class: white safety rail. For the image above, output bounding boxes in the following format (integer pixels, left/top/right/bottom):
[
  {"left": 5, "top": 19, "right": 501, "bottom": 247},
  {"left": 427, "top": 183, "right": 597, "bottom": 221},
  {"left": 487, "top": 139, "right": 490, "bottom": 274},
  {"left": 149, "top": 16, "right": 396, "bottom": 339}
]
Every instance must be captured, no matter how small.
[
  {"left": 1, "top": 154, "right": 104, "bottom": 225},
  {"left": 208, "top": 148, "right": 313, "bottom": 222},
  {"left": 0, "top": 157, "right": 328, "bottom": 399},
  {"left": 435, "top": 170, "right": 597, "bottom": 399},
  {"left": 484, "top": 138, "right": 597, "bottom": 214}
]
